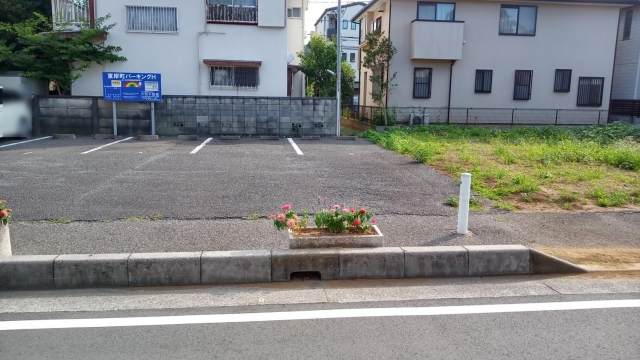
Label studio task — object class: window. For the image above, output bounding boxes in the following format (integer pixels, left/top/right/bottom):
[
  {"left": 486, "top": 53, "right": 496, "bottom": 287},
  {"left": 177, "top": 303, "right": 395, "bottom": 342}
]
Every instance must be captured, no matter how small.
[
  {"left": 413, "top": 68, "right": 432, "bottom": 98},
  {"left": 351, "top": 22, "right": 357, "bottom": 30},
  {"left": 513, "top": 70, "right": 533, "bottom": 100},
  {"left": 475, "top": 70, "right": 492, "bottom": 93},
  {"left": 371, "top": 17, "right": 381, "bottom": 32},
  {"left": 417, "top": 2, "right": 455, "bottom": 21},
  {"left": 342, "top": 53, "right": 347, "bottom": 61},
  {"left": 126, "top": 5, "right": 178, "bottom": 33},
  {"left": 342, "top": 20, "right": 348, "bottom": 29},
  {"left": 207, "top": 0, "right": 258, "bottom": 24},
  {"left": 350, "top": 53, "right": 356, "bottom": 63},
  {"left": 577, "top": 77, "right": 604, "bottom": 107},
  {"left": 554, "top": 69, "right": 572, "bottom": 92},
  {"left": 623, "top": 10, "right": 633, "bottom": 40},
  {"left": 499, "top": 5, "right": 537, "bottom": 36},
  {"left": 210, "top": 66, "right": 259, "bottom": 89},
  {"left": 287, "top": 7, "right": 301, "bottom": 18}
]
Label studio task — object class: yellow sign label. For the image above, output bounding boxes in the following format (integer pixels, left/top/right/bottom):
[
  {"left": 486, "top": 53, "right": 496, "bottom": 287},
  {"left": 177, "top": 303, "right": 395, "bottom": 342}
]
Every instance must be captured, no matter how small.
[{"left": 111, "top": 80, "right": 121, "bottom": 87}]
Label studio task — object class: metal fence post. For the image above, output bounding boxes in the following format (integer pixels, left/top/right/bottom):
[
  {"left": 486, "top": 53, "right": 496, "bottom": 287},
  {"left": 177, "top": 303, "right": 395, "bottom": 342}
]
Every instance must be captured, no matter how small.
[
  {"left": 466, "top": 108, "right": 469, "bottom": 126},
  {"left": 597, "top": 110, "right": 601, "bottom": 125},
  {"left": 31, "top": 95, "right": 40, "bottom": 137},
  {"left": 555, "top": 109, "right": 559, "bottom": 126},
  {"left": 511, "top": 109, "right": 515, "bottom": 127}
]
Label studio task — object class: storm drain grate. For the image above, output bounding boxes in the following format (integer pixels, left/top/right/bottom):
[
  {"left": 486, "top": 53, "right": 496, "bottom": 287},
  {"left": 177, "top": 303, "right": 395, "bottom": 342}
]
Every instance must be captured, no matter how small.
[{"left": 290, "top": 271, "right": 321, "bottom": 281}]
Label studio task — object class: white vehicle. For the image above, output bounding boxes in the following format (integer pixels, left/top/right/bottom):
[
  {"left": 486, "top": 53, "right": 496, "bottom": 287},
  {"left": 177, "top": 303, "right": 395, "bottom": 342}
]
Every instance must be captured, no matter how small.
[{"left": 0, "top": 86, "right": 32, "bottom": 138}]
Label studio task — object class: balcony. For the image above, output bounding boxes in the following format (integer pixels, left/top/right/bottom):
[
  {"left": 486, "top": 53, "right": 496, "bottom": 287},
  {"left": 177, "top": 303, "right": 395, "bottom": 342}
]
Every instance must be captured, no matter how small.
[
  {"left": 410, "top": 20, "right": 464, "bottom": 60},
  {"left": 207, "top": 4, "right": 258, "bottom": 24},
  {"left": 52, "top": 0, "right": 95, "bottom": 30},
  {"left": 326, "top": 28, "right": 337, "bottom": 38}
]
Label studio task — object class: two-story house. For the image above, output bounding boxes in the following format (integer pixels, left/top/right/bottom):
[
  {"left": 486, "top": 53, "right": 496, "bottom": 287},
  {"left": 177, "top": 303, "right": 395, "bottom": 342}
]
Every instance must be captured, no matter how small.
[
  {"left": 314, "top": 2, "right": 367, "bottom": 104},
  {"left": 52, "top": 0, "right": 307, "bottom": 97},
  {"left": 353, "top": 0, "right": 637, "bottom": 124}
]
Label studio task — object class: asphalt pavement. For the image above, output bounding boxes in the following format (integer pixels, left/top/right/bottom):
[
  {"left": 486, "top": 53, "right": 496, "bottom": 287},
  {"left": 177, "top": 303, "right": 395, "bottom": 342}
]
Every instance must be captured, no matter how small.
[{"left": 1, "top": 283, "right": 639, "bottom": 359}]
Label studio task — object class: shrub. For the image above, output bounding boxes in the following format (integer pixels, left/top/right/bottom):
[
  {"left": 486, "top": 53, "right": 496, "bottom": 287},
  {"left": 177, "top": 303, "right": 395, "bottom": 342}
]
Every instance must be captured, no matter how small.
[{"left": 0, "top": 200, "right": 12, "bottom": 226}]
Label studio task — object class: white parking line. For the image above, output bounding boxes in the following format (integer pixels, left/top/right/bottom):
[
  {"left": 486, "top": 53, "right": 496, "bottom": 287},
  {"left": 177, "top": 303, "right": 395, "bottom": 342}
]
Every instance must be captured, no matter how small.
[
  {"left": 190, "top": 137, "right": 213, "bottom": 154},
  {"left": 0, "top": 299, "right": 638, "bottom": 331},
  {"left": 287, "top": 138, "right": 303, "bottom": 156},
  {"left": 0, "top": 136, "right": 52, "bottom": 149},
  {"left": 81, "top": 137, "right": 133, "bottom": 154}
]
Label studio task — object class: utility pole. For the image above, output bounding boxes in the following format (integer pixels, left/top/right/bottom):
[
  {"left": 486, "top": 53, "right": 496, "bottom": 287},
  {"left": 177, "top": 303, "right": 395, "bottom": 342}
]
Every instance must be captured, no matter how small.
[{"left": 335, "top": 0, "right": 342, "bottom": 136}]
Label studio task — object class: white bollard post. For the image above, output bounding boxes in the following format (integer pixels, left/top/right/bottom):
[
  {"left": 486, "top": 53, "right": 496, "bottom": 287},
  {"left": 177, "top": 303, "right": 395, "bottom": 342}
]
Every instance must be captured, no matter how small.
[{"left": 457, "top": 173, "right": 472, "bottom": 234}]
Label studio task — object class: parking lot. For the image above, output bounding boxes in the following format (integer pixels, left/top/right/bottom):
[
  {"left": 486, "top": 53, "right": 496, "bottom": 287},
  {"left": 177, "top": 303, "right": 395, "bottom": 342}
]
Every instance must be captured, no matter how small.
[
  {"left": 4, "top": 135, "right": 640, "bottom": 255},
  {"left": 0, "top": 136, "right": 459, "bottom": 222}
]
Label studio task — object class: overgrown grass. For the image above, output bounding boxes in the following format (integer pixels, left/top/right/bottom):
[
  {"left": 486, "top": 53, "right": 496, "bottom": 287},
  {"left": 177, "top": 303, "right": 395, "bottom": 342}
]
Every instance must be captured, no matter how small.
[{"left": 363, "top": 122, "right": 640, "bottom": 210}]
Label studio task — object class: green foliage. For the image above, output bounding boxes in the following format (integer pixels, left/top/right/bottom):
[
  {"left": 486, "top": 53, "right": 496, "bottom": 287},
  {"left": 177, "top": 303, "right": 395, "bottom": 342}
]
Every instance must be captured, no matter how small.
[
  {"left": 363, "top": 123, "right": 640, "bottom": 210},
  {"left": 0, "top": 199, "right": 11, "bottom": 226},
  {"left": 444, "top": 196, "right": 482, "bottom": 210},
  {"left": 492, "top": 202, "right": 517, "bottom": 211},
  {"left": 270, "top": 205, "right": 309, "bottom": 231},
  {"left": 444, "top": 196, "right": 459, "bottom": 207},
  {"left": 314, "top": 206, "right": 374, "bottom": 233},
  {"left": 0, "top": 0, "right": 51, "bottom": 72},
  {"left": 1, "top": 13, "right": 126, "bottom": 94},
  {"left": 297, "top": 34, "right": 354, "bottom": 101},
  {"left": 151, "top": 214, "right": 164, "bottom": 221},
  {"left": 362, "top": 30, "right": 397, "bottom": 125},
  {"left": 50, "top": 218, "right": 72, "bottom": 224}
]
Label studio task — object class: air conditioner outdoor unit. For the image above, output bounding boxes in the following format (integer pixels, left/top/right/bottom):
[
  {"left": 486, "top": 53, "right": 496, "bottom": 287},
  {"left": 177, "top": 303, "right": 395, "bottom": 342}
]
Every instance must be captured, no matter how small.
[{"left": 410, "top": 113, "right": 429, "bottom": 126}]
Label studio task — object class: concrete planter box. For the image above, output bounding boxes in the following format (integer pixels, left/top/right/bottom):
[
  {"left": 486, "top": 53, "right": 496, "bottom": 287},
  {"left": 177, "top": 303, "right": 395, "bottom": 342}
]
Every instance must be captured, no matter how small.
[
  {"left": 0, "top": 225, "right": 10, "bottom": 257},
  {"left": 288, "top": 225, "right": 383, "bottom": 249}
]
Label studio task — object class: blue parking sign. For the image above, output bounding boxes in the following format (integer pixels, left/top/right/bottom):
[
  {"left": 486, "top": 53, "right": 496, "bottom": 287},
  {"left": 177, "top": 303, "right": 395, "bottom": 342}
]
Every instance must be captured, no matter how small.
[{"left": 102, "top": 72, "right": 162, "bottom": 102}]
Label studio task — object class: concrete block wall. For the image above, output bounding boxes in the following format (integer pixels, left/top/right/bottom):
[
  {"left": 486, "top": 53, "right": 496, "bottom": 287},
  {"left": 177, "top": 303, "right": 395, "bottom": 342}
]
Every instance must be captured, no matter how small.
[{"left": 33, "top": 96, "right": 337, "bottom": 137}]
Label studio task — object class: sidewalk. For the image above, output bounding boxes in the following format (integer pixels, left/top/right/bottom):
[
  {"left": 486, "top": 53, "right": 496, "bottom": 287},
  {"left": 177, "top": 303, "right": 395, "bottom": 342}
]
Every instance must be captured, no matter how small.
[{"left": 10, "top": 211, "right": 640, "bottom": 255}]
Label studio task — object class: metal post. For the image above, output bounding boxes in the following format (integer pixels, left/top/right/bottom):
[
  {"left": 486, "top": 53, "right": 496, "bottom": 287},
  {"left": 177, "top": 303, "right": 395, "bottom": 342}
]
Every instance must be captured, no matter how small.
[
  {"left": 466, "top": 108, "right": 469, "bottom": 126},
  {"left": 598, "top": 110, "right": 602, "bottom": 125},
  {"left": 336, "top": 0, "right": 342, "bottom": 137},
  {"left": 457, "top": 173, "right": 472, "bottom": 235},
  {"left": 112, "top": 101, "right": 117, "bottom": 136},
  {"left": 151, "top": 102, "right": 156, "bottom": 136},
  {"left": 555, "top": 109, "right": 559, "bottom": 126},
  {"left": 511, "top": 109, "right": 515, "bottom": 127}
]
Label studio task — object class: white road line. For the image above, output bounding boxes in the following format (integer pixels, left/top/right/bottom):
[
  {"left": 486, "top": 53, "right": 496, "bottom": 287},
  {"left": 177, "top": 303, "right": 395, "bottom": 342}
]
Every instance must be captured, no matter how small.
[
  {"left": 287, "top": 137, "right": 303, "bottom": 155},
  {"left": 1, "top": 299, "right": 638, "bottom": 331},
  {"left": 81, "top": 137, "right": 133, "bottom": 154},
  {"left": 0, "top": 136, "right": 52, "bottom": 149},
  {"left": 190, "top": 137, "right": 213, "bottom": 154}
]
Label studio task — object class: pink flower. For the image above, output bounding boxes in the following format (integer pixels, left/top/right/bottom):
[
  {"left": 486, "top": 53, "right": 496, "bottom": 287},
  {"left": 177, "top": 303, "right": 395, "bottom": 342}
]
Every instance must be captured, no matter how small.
[
  {"left": 0, "top": 210, "right": 7, "bottom": 219},
  {"left": 353, "top": 218, "right": 361, "bottom": 226},
  {"left": 350, "top": 208, "right": 357, "bottom": 213},
  {"left": 0, "top": 200, "right": 5, "bottom": 204},
  {"left": 359, "top": 208, "right": 367, "bottom": 215},
  {"left": 333, "top": 205, "right": 341, "bottom": 209},
  {"left": 371, "top": 218, "right": 377, "bottom": 224},
  {"left": 282, "top": 204, "right": 291, "bottom": 211},
  {"left": 286, "top": 219, "right": 296, "bottom": 229},
  {"left": 343, "top": 221, "right": 348, "bottom": 226},
  {"left": 269, "top": 214, "right": 276, "bottom": 219},
  {"left": 277, "top": 213, "right": 286, "bottom": 222},
  {"left": 342, "top": 209, "right": 348, "bottom": 213}
]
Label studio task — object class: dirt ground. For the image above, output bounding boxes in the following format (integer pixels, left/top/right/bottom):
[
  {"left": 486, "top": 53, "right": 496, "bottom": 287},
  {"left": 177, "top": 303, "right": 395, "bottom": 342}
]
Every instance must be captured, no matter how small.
[{"left": 541, "top": 247, "right": 640, "bottom": 270}]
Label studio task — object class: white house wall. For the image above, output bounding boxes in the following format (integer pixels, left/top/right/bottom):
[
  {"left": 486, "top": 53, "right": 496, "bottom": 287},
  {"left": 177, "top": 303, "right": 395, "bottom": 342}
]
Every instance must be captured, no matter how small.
[
  {"left": 381, "top": 0, "right": 621, "bottom": 109},
  {"left": 72, "top": 0, "right": 287, "bottom": 97},
  {"left": 612, "top": 5, "right": 640, "bottom": 99}
]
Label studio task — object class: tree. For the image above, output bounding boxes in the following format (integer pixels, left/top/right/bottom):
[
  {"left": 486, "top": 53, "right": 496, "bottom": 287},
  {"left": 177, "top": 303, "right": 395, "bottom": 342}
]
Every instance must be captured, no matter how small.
[
  {"left": 2, "top": 13, "right": 127, "bottom": 94},
  {"left": 0, "top": 0, "right": 51, "bottom": 71},
  {"left": 297, "top": 33, "right": 355, "bottom": 102},
  {"left": 362, "top": 30, "right": 397, "bottom": 124}
]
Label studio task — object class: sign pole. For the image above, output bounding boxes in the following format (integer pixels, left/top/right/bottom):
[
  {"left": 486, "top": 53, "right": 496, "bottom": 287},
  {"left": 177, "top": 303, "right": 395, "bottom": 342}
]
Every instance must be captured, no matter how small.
[
  {"left": 151, "top": 102, "right": 156, "bottom": 136},
  {"left": 112, "top": 102, "right": 117, "bottom": 136}
]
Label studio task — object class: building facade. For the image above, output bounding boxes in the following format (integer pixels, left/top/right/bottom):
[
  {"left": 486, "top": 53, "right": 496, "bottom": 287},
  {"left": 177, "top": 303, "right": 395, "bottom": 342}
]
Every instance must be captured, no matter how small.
[
  {"left": 287, "top": 0, "right": 308, "bottom": 97},
  {"left": 314, "top": 2, "right": 367, "bottom": 104},
  {"left": 353, "top": 0, "right": 636, "bottom": 122},
  {"left": 612, "top": 4, "right": 640, "bottom": 100},
  {"left": 52, "top": 0, "right": 306, "bottom": 97}
]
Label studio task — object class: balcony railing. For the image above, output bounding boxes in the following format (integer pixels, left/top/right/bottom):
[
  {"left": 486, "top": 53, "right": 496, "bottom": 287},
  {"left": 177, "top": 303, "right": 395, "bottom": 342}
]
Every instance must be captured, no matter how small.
[
  {"left": 52, "top": 0, "right": 94, "bottom": 29},
  {"left": 207, "top": 4, "right": 258, "bottom": 24}
]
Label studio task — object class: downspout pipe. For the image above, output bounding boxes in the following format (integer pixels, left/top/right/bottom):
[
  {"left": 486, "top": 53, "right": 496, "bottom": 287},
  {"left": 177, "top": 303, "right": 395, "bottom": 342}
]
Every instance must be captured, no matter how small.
[{"left": 447, "top": 60, "right": 456, "bottom": 123}]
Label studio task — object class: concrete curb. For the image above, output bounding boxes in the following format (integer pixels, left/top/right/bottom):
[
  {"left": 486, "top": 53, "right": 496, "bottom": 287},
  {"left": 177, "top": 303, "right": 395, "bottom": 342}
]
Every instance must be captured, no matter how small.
[
  {"left": 52, "top": 134, "right": 76, "bottom": 139},
  {"left": 220, "top": 136, "right": 240, "bottom": 140},
  {"left": 0, "top": 246, "right": 586, "bottom": 290}
]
